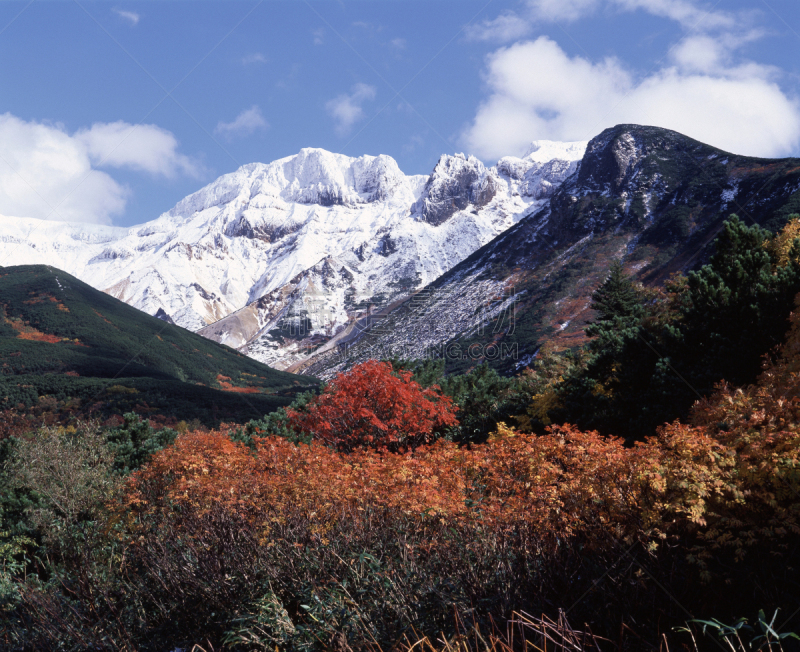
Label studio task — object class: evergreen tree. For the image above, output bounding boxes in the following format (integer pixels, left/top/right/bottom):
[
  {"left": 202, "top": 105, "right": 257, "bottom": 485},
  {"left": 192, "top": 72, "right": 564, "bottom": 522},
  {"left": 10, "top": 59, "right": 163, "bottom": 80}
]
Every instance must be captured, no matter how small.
[
  {"left": 388, "top": 358, "right": 532, "bottom": 444},
  {"left": 556, "top": 260, "right": 656, "bottom": 437},
  {"left": 587, "top": 260, "right": 642, "bottom": 328},
  {"left": 681, "top": 215, "right": 800, "bottom": 388},
  {"left": 555, "top": 215, "right": 800, "bottom": 439}
]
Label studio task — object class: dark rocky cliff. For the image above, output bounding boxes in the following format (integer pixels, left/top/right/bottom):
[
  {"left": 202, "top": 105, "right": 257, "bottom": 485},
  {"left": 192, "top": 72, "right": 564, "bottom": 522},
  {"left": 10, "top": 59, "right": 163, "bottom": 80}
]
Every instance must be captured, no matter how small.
[{"left": 303, "top": 124, "right": 800, "bottom": 378}]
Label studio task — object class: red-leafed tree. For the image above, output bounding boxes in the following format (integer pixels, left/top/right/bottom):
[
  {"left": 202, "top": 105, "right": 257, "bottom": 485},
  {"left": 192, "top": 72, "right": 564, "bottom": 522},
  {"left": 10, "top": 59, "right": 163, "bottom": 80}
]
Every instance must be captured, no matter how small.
[{"left": 286, "top": 360, "right": 458, "bottom": 452}]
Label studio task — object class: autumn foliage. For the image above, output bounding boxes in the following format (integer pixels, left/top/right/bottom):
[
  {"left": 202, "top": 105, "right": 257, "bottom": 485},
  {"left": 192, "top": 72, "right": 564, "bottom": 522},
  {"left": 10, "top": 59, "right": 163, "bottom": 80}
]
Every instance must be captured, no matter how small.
[
  {"left": 8, "top": 305, "right": 800, "bottom": 649},
  {"left": 116, "top": 305, "right": 800, "bottom": 613},
  {"left": 286, "top": 360, "right": 458, "bottom": 451},
  {"left": 120, "top": 305, "right": 800, "bottom": 564},
  {"left": 108, "top": 378, "right": 800, "bottom": 646}
]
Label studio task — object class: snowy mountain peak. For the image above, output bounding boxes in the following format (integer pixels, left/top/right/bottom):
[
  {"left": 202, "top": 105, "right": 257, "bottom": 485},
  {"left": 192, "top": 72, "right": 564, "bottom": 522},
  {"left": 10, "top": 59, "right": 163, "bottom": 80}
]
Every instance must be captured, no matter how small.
[
  {"left": 167, "top": 148, "right": 424, "bottom": 220},
  {"left": 412, "top": 153, "right": 494, "bottom": 226},
  {"left": 0, "top": 137, "right": 591, "bottom": 367},
  {"left": 523, "top": 140, "right": 588, "bottom": 163},
  {"left": 265, "top": 148, "right": 413, "bottom": 205},
  {"left": 491, "top": 140, "right": 588, "bottom": 202}
]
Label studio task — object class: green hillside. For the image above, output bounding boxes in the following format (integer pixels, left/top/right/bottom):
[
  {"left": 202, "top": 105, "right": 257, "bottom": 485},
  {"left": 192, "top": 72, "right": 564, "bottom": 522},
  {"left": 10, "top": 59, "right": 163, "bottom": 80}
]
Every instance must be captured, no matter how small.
[{"left": 0, "top": 265, "right": 315, "bottom": 423}]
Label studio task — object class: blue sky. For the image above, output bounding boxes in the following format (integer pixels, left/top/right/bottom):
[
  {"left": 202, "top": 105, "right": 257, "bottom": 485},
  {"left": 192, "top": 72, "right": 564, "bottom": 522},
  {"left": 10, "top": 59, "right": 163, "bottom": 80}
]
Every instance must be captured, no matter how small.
[{"left": 1, "top": 0, "right": 799, "bottom": 227}]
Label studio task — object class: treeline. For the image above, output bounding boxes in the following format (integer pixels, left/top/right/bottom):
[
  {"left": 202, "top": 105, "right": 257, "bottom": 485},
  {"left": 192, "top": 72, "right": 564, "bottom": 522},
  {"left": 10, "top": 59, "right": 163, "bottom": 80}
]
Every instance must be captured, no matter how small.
[{"left": 525, "top": 214, "right": 800, "bottom": 439}]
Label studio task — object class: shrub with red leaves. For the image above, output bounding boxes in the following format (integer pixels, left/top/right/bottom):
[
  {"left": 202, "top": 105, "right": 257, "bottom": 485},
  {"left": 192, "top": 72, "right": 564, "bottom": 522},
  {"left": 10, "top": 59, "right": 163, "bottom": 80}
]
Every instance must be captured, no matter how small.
[{"left": 286, "top": 360, "right": 458, "bottom": 451}]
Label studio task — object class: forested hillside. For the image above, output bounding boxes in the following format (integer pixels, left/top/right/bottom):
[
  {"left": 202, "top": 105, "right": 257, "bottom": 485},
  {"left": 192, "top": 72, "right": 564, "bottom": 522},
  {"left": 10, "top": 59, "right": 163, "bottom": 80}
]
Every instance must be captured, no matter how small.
[{"left": 0, "top": 265, "right": 313, "bottom": 424}]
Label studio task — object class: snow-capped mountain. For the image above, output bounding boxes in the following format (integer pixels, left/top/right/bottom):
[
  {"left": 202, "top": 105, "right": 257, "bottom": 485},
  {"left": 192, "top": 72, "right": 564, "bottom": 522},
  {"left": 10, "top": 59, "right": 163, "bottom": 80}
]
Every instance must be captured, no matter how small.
[
  {"left": 0, "top": 141, "right": 586, "bottom": 369},
  {"left": 299, "top": 124, "right": 800, "bottom": 380}
]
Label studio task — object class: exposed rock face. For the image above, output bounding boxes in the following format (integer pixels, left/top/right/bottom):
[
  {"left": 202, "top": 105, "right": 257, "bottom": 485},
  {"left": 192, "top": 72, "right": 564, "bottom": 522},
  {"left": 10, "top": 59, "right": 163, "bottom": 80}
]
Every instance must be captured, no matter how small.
[
  {"left": 578, "top": 128, "right": 641, "bottom": 192},
  {"left": 413, "top": 154, "right": 492, "bottom": 226},
  {"left": 302, "top": 124, "right": 800, "bottom": 379},
  {"left": 154, "top": 307, "right": 176, "bottom": 325},
  {"left": 412, "top": 147, "right": 582, "bottom": 226},
  {"left": 0, "top": 141, "right": 588, "bottom": 369}
]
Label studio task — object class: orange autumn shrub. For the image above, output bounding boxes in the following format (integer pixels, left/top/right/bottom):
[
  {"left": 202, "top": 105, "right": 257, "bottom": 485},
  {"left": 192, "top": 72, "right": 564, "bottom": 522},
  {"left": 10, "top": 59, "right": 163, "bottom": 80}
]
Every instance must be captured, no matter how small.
[
  {"left": 678, "top": 302, "right": 800, "bottom": 559},
  {"left": 112, "top": 362, "right": 800, "bottom": 646},
  {"left": 119, "top": 423, "right": 671, "bottom": 557},
  {"left": 113, "top": 302, "right": 800, "bottom": 648},
  {"left": 117, "top": 426, "right": 665, "bottom": 647},
  {"left": 119, "top": 354, "right": 800, "bottom": 573},
  {"left": 286, "top": 360, "right": 458, "bottom": 451}
]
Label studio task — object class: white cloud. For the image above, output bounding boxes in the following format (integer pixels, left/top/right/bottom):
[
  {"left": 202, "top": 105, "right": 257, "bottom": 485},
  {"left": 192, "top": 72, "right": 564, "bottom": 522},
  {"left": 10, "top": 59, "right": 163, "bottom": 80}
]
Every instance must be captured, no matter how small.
[
  {"left": 325, "top": 83, "right": 377, "bottom": 136},
  {"left": 113, "top": 8, "right": 140, "bottom": 26},
  {"left": 214, "top": 106, "right": 269, "bottom": 140},
  {"left": 312, "top": 28, "right": 324, "bottom": 45},
  {"left": 0, "top": 114, "right": 199, "bottom": 224},
  {"left": 521, "top": 0, "right": 737, "bottom": 28},
  {"left": 612, "top": 0, "right": 737, "bottom": 31},
  {"left": 76, "top": 121, "right": 201, "bottom": 178},
  {"left": 390, "top": 38, "right": 407, "bottom": 49},
  {"left": 525, "top": 0, "right": 599, "bottom": 22},
  {"left": 0, "top": 114, "right": 127, "bottom": 224},
  {"left": 463, "top": 37, "right": 800, "bottom": 160},
  {"left": 668, "top": 30, "right": 765, "bottom": 73},
  {"left": 669, "top": 35, "right": 725, "bottom": 72},
  {"left": 465, "top": 12, "right": 532, "bottom": 43},
  {"left": 242, "top": 52, "right": 268, "bottom": 65}
]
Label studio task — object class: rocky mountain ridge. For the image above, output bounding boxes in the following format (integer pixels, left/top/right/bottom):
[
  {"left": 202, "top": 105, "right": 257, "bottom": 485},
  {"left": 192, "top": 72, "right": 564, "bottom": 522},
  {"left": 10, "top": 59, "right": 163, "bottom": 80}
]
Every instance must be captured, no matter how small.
[
  {"left": 300, "top": 125, "right": 800, "bottom": 378},
  {"left": 0, "top": 141, "right": 586, "bottom": 370}
]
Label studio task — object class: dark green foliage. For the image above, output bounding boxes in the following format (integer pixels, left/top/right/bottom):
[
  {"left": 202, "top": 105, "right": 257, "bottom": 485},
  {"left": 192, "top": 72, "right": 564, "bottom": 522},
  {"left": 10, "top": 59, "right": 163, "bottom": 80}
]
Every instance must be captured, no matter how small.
[
  {"left": 557, "top": 215, "right": 800, "bottom": 439},
  {"left": 640, "top": 205, "right": 692, "bottom": 247},
  {"left": 682, "top": 216, "right": 800, "bottom": 385},
  {"left": 0, "top": 438, "right": 37, "bottom": 541},
  {"left": 231, "top": 388, "right": 319, "bottom": 447},
  {"left": 0, "top": 265, "right": 315, "bottom": 424},
  {"left": 105, "top": 413, "right": 178, "bottom": 473},
  {"left": 556, "top": 264, "right": 666, "bottom": 437},
  {"left": 390, "top": 358, "right": 531, "bottom": 444},
  {"left": 0, "top": 374, "right": 301, "bottom": 425},
  {"left": 757, "top": 191, "right": 800, "bottom": 235},
  {"left": 586, "top": 260, "right": 642, "bottom": 327}
]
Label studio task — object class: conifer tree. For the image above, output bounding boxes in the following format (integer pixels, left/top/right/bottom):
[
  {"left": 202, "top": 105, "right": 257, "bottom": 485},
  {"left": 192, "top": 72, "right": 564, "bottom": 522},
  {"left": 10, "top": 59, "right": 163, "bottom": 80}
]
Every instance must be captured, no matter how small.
[
  {"left": 587, "top": 260, "right": 642, "bottom": 328},
  {"left": 556, "top": 215, "right": 800, "bottom": 439}
]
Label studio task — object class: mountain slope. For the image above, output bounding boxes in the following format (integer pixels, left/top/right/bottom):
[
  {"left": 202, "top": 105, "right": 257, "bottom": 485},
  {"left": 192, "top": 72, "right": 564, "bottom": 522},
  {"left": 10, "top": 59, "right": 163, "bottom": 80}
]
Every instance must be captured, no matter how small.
[
  {"left": 0, "top": 142, "right": 586, "bottom": 370},
  {"left": 194, "top": 143, "right": 586, "bottom": 369},
  {"left": 301, "top": 124, "right": 800, "bottom": 378},
  {"left": 0, "top": 265, "right": 312, "bottom": 423}
]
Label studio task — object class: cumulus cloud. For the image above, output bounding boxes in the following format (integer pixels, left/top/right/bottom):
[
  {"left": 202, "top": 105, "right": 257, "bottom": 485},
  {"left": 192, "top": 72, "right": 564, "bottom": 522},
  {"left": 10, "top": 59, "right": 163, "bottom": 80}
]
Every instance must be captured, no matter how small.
[
  {"left": 0, "top": 114, "right": 126, "bottom": 224},
  {"left": 465, "top": 12, "right": 532, "bottom": 43},
  {"left": 0, "top": 114, "right": 198, "bottom": 224},
  {"left": 669, "top": 35, "right": 726, "bottom": 72},
  {"left": 462, "top": 37, "right": 800, "bottom": 161},
  {"left": 214, "top": 106, "right": 269, "bottom": 140},
  {"left": 113, "top": 8, "right": 140, "bottom": 26},
  {"left": 325, "top": 83, "right": 376, "bottom": 136},
  {"left": 76, "top": 121, "right": 201, "bottom": 178}
]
